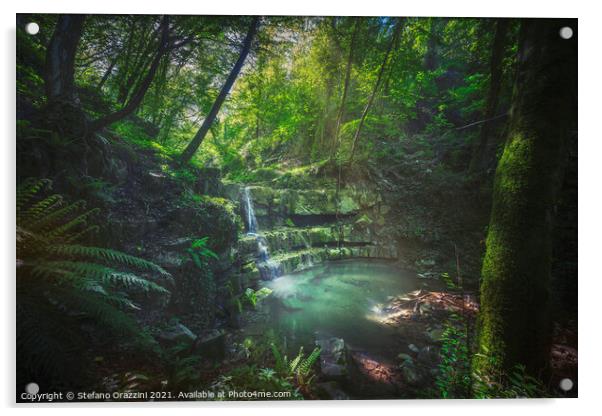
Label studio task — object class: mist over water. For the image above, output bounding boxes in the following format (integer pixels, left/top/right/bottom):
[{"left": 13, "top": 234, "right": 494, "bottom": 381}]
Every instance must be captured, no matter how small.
[{"left": 260, "top": 259, "right": 427, "bottom": 360}]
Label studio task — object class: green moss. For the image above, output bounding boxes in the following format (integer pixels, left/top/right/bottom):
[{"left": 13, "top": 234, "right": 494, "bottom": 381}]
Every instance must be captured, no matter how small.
[{"left": 474, "top": 125, "right": 564, "bottom": 377}]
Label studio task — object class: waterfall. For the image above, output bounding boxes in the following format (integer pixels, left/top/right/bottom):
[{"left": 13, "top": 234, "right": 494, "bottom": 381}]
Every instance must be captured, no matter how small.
[
  {"left": 243, "top": 186, "right": 281, "bottom": 280},
  {"left": 243, "top": 186, "right": 258, "bottom": 235},
  {"left": 299, "top": 233, "right": 314, "bottom": 268}
]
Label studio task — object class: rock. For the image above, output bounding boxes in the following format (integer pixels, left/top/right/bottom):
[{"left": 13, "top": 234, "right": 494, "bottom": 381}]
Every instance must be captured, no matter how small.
[
  {"left": 145, "top": 171, "right": 169, "bottom": 193},
  {"left": 315, "top": 381, "right": 350, "bottom": 400},
  {"left": 154, "top": 250, "right": 186, "bottom": 268},
  {"left": 158, "top": 323, "right": 197, "bottom": 344},
  {"left": 315, "top": 335, "right": 348, "bottom": 380},
  {"left": 195, "top": 329, "right": 226, "bottom": 361}
]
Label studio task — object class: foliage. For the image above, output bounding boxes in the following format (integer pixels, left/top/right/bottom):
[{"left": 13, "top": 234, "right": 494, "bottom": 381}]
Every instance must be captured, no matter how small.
[
  {"left": 241, "top": 287, "right": 273, "bottom": 308},
  {"left": 209, "top": 365, "right": 302, "bottom": 400},
  {"left": 472, "top": 360, "right": 549, "bottom": 398},
  {"left": 16, "top": 14, "right": 571, "bottom": 400},
  {"left": 160, "top": 340, "right": 204, "bottom": 390},
  {"left": 186, "top": 237, "right": 219, "bottom": 269},
  {"left": 435, "top": 314, "right": 472, "bottom": 398},
  {"left": 21, "top": 15, "right": 519, "bottom": 173},
  {"left": 16, "top": 178, "right": 171, "bottom": 385},
  {"left": 270, "top": 343, "right": 321, "bottom": 392}
]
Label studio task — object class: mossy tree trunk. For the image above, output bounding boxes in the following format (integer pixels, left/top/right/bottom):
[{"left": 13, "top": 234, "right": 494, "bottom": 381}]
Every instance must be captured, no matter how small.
[{"left": 474, "top": 18, "right": 577, "bottom": 379}]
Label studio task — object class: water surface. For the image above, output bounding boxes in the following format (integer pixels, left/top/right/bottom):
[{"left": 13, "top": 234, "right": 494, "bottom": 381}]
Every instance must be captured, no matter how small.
[{"left": 259, "top": 259, "right": 429, "bottom": 360}]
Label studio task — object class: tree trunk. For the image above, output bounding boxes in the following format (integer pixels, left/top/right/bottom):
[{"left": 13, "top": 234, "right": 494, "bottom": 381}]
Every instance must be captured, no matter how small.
[
  {"left": 42, "top": 14, "right": 89, "bottom": 138},
  {"left": 44, "top": 15, "right": 86, "bottom": 103},
  {"left": 474, "top": 18, "right": 577, "bottom": 379},
  {"left": 469, "top": 19, "right": 510, "bottom": 174},
  {"left": 331, "top": 18, "right": 360, "bottom": 158},
  {"left": 423, "top": 17, "right": 445, "bottom": 71},
  {"left": 89, "top": 16, "right": 170, "bottom": 133},
  {"left": 97, "top": 53, "right": 119, "bottom": 90},
  {"left": 348, "top": 19, "right": 402, "bottom": 164},
  {"left": 180, "top": 17, "right": 260, "bottom": 164}
]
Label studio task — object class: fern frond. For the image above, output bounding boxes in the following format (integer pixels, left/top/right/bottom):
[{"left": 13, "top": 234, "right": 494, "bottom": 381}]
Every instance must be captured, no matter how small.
[
  {"left": 31, "top": 261, "right": 169, "bottom": 294},
  {"left": 298, "top": 347, "right": 321, "bottom": 376},
  {"left": 16, "top": 178, "right": 52, "bottom": 211},
  {"left": 48, "top": 245, "right": 171, "bottom": 277},
  {"left": 31, "top": 260, "right": 110, "bottom": 281},
  {"left": 103, "top": 272, "right": 169, "bottom": 294},
  {"left": 28, "top": 200, "right": 87, "bottom": 233},
  {"left": 64, "top": 225, "right": 100, "bottom": 243},
  {"left": 17, "top": 178, "right": 166, "bottom": 381},
  {"left": 271, "top": 342, "right": 287, "bottom": 375},
  {"left": 44, "top": 209, "right": 100, "bottom": 240},
  {"left": 53, "top": 286, "right": 141, "bottom": 337},
  {"left": 289, "top": 347, "right": 304, "bottom": 373},
  {"left": 18, "top": 194, "right": 63, "bottom": 225}
]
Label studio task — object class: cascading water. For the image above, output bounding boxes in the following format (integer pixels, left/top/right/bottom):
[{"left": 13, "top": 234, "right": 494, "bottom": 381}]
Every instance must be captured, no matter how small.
[
  {"left": 243, "top": 187, "right": 258, "bottom": 235},
  {"left": 299, "top": 234, "right": 314, "bottom": 268},
  {"left": 243, "top": 186, "right": 281, "bottom": 280}
]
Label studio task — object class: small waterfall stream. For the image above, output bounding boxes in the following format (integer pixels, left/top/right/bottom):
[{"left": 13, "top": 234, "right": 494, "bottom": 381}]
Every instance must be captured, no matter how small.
[
  {"left": 243, "top": 187, "right": 258, "bottom": 235},
  {"left": 243, "top": 186, "right": 282, "bottom": 280}
]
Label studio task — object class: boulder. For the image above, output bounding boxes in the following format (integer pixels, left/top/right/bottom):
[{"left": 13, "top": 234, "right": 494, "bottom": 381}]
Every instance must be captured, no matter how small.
[
  {"left": 195, "top": 329, "right": 226, "bottom": 361},
  {"left": 315, "top": 335, "right": 348, "bottom": 380},
  {"left": 158, "top": 323, "right": 197, "bottom": 344}
]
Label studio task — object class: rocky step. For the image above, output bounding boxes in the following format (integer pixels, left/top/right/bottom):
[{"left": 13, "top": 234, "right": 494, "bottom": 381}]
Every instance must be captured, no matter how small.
[
  {"left": 238, "top": 245, "right": 398, "bottom": 286},
  {"left": 224, "top": 182, "right": 384, "bottom": 227},
  {"left": 237, "top": 225, "right": 378, "bottom": 258}
]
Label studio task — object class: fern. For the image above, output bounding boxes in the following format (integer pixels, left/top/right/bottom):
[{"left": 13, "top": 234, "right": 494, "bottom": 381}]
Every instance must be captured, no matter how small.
[
  {"left": 18, "top": 193, "right": 63, "bottom": 224},
  {"left": 48, "top": 245, "right": 170, "bottom": 276},
  {"left": 298, "top": 347, "right": 321, "bottom": 377},
  {"left": 270, "top": 343, "right": 320, "bottom": 390},
  {"left": 16, "top": 178, "right": 52, "bottom": 211},
  {"left": 270, "top": 342, "right": 287, "bottom": 375},
  {"left": 16, "top": 178, "right": 171, "bottom": 385}
]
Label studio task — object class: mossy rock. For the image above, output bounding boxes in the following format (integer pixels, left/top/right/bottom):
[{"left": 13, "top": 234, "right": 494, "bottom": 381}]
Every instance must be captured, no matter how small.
[{"left": 309, "top": 226, "right": 336, "bottom": 245}]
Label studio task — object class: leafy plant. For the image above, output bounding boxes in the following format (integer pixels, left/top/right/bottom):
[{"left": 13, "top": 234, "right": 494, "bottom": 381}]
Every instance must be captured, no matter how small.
[
  {"left": 242, "top": 287, "right": 273, "bottom": 309},
  {"left": 160, "top": 341, "right": 204, "bottom": 391},
  {"left": 209, "top": 365, "right": 301, "bottom": 400},
  {"left": 186, "top": 237, "right": 219, "bottom": 269},
  {"left": 472, "top": 355, "right": 549, "bottom": 398},
  {"left": 435, "top": 314, "right": 472, "bottom": 398},
  {"left": 16, "top": 178, "right": 171, "bottom": 385},
  {"left": 270, "top": 343, "right": 321, "bottom": 392}
]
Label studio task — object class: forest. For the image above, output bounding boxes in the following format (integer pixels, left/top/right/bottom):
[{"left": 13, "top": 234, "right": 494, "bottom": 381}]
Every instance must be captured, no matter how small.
[{"left": 16, "top": 14, "right": 577, "bottom": 400}]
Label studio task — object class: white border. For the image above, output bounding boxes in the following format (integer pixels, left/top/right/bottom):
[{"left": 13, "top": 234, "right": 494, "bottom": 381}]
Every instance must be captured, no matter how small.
[{"left": 2, "top": 1, "right": 599, "bottom": 415}]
